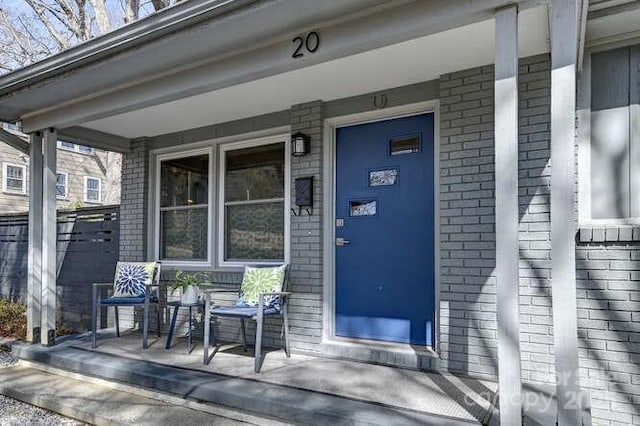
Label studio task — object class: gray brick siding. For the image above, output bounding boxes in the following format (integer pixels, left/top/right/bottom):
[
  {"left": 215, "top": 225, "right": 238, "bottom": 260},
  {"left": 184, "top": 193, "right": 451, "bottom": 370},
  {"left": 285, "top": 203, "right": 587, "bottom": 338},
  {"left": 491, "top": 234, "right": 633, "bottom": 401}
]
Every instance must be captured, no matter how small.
[
  {"left": 115, "top": 138, "right": 150, "bottom": 330},
  {"left": 288, "top": 100, "right": 324, "bottom": 352},
  {"left": 438, "top": 62, "right": 499, "bottom": 380},
  {"left": 516, "top": 55, "right": 554, "bottom": 386},
  {"left": 438, "top": 54, "right": 555, "bottom": 383},
  {"left": 119, "top": 139, "right": 149, "bottom": 262},
  {"left": 576, "top": 245, "right": 640, "bottom": 425}
]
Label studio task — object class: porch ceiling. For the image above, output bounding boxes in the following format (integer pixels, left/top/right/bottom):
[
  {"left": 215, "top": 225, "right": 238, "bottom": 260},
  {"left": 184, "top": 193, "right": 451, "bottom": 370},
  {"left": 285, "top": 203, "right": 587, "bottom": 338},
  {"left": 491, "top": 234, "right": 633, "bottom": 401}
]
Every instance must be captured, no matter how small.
[
  {"left": 82, "top": 6, "right": 549, "bottom": 139},
  {"left": 586, "top": 0, "right": 640, "bottom": 46}
]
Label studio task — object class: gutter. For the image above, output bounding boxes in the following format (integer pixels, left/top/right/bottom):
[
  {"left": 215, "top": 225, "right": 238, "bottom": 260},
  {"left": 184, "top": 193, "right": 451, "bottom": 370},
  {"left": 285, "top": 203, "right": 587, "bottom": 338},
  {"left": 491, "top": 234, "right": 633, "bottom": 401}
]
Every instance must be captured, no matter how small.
[{"left": 0, "top": 0, "right": 260, "bottom": 97}]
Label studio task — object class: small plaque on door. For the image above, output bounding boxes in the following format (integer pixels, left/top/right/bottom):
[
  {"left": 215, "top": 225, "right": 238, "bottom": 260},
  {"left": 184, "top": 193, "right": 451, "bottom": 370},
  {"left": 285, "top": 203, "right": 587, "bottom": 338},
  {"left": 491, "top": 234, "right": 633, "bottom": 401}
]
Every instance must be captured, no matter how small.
[{"left": 350, "top": 200, "right": 377, "bottom": 216}]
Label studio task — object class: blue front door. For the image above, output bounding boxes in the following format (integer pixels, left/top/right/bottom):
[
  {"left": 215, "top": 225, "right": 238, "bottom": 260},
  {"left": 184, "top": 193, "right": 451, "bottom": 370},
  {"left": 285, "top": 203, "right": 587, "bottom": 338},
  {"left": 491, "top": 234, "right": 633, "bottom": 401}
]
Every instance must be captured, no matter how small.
[{"left": 335, "top": 113, "right": 435, "bottom": 346}]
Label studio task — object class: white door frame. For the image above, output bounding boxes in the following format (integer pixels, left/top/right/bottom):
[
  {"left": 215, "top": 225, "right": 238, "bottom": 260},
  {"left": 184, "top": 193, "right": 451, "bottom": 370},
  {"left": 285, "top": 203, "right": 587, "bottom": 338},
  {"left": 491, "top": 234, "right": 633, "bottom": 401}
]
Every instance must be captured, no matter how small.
[{"left": 322, "top": 100, "right": 441, "bottom": 351}]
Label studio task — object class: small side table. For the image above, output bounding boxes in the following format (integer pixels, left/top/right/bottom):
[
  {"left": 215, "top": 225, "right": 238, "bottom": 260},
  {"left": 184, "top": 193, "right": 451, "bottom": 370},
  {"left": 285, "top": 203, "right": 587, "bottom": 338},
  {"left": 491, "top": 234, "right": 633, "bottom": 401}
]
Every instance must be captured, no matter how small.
[{"left": 165, "top": 300, "right": 203, "bottom": 354}]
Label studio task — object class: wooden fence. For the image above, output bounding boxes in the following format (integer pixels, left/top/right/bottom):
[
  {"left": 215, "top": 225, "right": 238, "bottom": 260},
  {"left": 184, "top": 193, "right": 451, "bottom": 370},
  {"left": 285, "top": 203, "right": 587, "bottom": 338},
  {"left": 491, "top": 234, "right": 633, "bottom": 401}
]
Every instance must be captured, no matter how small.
[{"left": 0, "top": 206, "right": 119, "bottom": 331}]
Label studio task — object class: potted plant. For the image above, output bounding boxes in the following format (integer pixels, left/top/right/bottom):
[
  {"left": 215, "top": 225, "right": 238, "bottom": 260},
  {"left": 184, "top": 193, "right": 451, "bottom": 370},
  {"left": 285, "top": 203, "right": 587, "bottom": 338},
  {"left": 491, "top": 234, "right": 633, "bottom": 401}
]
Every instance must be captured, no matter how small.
[{"left": 170, "top": 270, "right": 201, "bottom": 304}]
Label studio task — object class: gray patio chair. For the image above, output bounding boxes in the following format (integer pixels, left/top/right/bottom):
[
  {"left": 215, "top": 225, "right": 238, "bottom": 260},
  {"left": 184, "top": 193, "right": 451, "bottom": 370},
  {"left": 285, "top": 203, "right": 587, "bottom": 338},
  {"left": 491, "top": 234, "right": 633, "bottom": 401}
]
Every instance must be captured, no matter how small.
[
  {"left": 92, "top": 261, "right": 162, "bottom": 349},
  {"left": 203, "top": 264, "right": 291, "bottom": 373}
]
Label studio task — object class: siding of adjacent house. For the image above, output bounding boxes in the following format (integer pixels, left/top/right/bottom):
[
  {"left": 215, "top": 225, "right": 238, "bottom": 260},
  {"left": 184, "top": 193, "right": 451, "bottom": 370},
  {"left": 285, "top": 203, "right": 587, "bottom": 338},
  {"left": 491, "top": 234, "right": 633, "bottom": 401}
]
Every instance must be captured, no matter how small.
[
  {"left": 115, "top": 53, "right": 638, "bottom": 426},
  {"left": 0, "top": 143, "right": 120, "bottom": 213}
]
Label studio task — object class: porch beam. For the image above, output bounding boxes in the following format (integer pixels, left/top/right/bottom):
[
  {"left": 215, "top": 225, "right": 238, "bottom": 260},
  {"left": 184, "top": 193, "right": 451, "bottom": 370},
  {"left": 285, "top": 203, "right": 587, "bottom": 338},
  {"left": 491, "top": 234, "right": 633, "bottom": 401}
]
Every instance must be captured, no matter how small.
[
  {"left": 58, "top": 126, "right": 131, "bottom": 153},
  {"left": 26, "top": 132, "right": 43, "bottom": 343},
  {"left": 41, "top": 128, "right": 57, "bottom": 346},
  {"left": 550, "top": 0, "right": 583, "bottom": 425},
  {"left": 494, "top": 5, "right": 523, "bottom": 426},
  {"left": 0, "top": 127, "right": 29, "bottom": 154}
]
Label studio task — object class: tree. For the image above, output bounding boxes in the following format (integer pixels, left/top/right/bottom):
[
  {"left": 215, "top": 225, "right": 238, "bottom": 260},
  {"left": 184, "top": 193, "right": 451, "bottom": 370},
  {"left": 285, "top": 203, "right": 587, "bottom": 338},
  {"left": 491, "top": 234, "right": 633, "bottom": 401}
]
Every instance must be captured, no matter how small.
[
  {"left": 0, "top": 1, "right": 182, "bottom": 205},
  {"left": 0, "top": 0, "right": 184, "bottom": 73}
]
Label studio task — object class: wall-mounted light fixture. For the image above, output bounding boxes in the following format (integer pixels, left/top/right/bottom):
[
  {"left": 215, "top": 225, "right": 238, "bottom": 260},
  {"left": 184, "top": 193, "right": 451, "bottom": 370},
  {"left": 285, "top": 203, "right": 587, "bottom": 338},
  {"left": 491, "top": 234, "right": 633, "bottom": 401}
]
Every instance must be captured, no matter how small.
[{"left": 291, "top": 132, "right": 310, "bottom": 157}]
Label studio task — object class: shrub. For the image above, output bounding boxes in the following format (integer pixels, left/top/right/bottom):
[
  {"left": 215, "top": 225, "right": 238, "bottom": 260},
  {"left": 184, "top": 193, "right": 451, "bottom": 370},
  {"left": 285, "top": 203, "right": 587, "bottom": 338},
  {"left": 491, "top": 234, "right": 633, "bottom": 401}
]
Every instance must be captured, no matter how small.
[{"left": 0, "top": 298, "right": 27, "bottom": 340}]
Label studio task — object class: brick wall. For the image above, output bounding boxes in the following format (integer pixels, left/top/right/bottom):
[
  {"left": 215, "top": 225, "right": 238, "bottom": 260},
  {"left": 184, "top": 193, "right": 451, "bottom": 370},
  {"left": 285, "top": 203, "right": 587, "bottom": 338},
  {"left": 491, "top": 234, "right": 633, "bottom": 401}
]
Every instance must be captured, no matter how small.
[
  {"left": 438, "top": 54, "right": 554, "bottom": 382},
  {"left": 116, "top": 138, "right": 150, "bottom": 330},
  {"left": 438, "top": 62, "right": 499, "bottom": 379},
  {"left": 119, "top": 139, "right": 149, "bottom": 262},
  {"left": 516, "top": 55, "right": 554, "bottom": 385},
  {"left": 576, "top": 244, "right": 640, "bottom": 425},
  {"left": 287, "top": 101, "right": 324, "bottom": 352}
]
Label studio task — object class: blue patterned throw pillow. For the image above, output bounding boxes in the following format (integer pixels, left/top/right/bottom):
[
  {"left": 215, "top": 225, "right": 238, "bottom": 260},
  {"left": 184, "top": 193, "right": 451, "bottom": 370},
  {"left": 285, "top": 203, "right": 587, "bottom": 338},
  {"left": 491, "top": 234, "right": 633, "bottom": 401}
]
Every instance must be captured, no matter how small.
[
  {"left": 236, "top": 265, "right": 286, "bottom": 310},
  {"left": 113, "top": 262, "right": 157, "bottom": 298}
]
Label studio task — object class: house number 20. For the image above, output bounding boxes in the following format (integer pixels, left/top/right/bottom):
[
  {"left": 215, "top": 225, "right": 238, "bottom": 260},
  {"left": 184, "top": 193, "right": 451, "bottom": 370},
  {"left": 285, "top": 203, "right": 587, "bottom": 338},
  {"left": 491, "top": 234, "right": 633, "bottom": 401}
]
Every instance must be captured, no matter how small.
[{"left": 292, "top": 31, "right": 320, "bottom": 59}]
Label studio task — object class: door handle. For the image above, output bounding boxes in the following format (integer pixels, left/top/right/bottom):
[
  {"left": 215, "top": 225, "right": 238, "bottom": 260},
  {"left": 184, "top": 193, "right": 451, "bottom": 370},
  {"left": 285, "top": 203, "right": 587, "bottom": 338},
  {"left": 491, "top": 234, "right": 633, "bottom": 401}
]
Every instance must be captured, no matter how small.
[{"left": 336, "top": 238, "right": 351, "bottom": 246}]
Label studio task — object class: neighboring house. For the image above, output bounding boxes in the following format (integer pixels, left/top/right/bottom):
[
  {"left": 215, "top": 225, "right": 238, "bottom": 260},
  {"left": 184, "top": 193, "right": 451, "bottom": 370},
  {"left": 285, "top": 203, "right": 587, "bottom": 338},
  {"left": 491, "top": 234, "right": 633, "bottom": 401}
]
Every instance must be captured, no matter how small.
[
  {"left": 0, "top": 124, "right": 121, "bottom": 213},
  {"left": 0, "top": 1, "right": 638, "bottom": 425}
]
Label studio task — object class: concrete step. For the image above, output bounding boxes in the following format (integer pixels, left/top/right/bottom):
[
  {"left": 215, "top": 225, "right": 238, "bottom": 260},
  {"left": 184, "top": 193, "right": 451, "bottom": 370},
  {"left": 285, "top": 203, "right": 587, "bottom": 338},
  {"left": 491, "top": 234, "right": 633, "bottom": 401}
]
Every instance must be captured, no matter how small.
[
  {"left": 0, "top": 362, "right": 287, "bottom": 425},
  {"left": 13, "top": 343, "right": 480, "bottom": 425}
]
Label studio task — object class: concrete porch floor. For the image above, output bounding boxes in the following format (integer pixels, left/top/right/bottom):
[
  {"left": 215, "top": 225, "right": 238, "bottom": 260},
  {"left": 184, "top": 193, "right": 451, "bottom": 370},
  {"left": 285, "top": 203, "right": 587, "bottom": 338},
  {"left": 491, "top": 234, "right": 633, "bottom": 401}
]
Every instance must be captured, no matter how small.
[{"left": 13, "top": 330, "right": 500, "bottom": 425}]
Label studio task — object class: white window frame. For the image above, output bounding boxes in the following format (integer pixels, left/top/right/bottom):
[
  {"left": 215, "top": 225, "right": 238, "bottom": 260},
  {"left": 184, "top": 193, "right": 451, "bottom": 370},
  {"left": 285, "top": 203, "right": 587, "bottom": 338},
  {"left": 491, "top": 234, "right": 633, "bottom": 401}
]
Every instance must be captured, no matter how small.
[
  {"left": 84, "top": 176, "right": 102, "bottom": 203},
  {"left": 2, "top": 162, "right": 27, "bottom": 195},
  {"left": 58, "top": 141, "right": 94, "bottom": 155},
  {"left": 56, "top": 172, "right": 69, "bottom": 199},
  {"left": 154, "top": 147, "right": 214, "bottom": 268},
  {"left": 578, "top": 43, "right": 640, "bottom": 226},
  {"left": 217, "top": 135, "right": 291, "bottom": 268}
]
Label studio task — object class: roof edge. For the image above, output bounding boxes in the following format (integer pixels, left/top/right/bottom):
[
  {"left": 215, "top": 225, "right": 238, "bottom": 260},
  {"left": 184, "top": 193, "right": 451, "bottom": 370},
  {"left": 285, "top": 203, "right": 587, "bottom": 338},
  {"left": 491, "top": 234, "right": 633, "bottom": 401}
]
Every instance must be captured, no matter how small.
[{"left": 0, "top": 0, "right": 260, "bottom": 97}]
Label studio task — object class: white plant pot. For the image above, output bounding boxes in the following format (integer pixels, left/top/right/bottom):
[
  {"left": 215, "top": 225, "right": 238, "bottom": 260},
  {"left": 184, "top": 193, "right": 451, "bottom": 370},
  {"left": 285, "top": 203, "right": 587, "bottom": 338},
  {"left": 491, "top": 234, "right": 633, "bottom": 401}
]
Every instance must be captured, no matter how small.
[{"left": 180, "top": 286, "right": 199, "bottom": 305}]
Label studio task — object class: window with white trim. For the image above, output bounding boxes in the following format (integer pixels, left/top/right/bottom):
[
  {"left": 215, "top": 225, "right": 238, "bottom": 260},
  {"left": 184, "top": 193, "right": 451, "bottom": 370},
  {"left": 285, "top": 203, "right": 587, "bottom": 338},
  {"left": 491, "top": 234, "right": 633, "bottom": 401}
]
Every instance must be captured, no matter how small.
[
  {"left": 581, "top": 44, "right": 640, "bottom": 223},
  {"left": 56, "top": 172, "right": 68, "bottom": 199},
  {"left": 152, "top": 136, "right": 290, "bottom": 267},
  {"left": 159, "top": 152, "right": 210, "bottom": 262},
  {"left": 3, "top": 163, "right": 26, "bottom": 194},
  {"left": 220, "top": 141, "right": 286, "bottom": 264},
  {"left": 84, "top": 176, "right": 101, "bottom": 203}
]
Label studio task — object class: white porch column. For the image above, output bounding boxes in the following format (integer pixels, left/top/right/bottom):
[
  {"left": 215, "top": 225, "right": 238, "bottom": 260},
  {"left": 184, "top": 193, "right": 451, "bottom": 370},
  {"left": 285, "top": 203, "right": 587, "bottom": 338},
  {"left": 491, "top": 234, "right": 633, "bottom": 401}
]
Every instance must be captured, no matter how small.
[
  {"left": 494, "top": 5, "right": 522, "bottom": 425},
  {"left": 550, "top": 0, "right": 583, "bottom": 425},
  {"left": 27, "top": 132, "right": 43, "bottom": 343},
  {"left": 41, "top": 128, "right": 57, "bottom": 346}
]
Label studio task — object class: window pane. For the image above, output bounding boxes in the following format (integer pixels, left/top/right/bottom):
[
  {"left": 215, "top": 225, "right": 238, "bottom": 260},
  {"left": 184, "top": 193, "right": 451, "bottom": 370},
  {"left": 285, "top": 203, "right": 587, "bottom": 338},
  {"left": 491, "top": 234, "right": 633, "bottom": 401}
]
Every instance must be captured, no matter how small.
[
  {"left": 225, "top": 202, "right": 284, "bottom": 261},
  {"left": 161, "top": 154, "right": 209, "bottom": 207},
  {"left": 225, "top": 143, "right": 284, "bottom": 202},
  {"left": 6, "top": 178, "right": 22, "bottom": 191},
  {"left": 87, "top": 190, "right": 99, "bottom": 201},
  {"left": 591, "top": 47, "right": 631, "bottom": 219},
  {"left": 78, "top": 145, "right": 93, "bottom": 154},
  {"left": 7, "top": 166, "right": 22, "bottom": 179},
  {"left": 390, "top": 135, "right": 420, "bottom": 155},
  {"left": 60, "top": 141, "right": 75, "bottom": 149},
  {"left": 87, "top": 178, "right": 99, "bottom": 190},
  {"left": 160, "top": 207, "right": 208, "bottom": 260}
]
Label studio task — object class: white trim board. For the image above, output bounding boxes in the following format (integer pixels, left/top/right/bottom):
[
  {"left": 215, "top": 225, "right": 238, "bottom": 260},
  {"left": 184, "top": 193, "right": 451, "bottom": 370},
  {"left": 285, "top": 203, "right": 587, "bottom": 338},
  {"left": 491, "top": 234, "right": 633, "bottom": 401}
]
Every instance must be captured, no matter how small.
[{"left": 322, "top": 100, "right": 441, "bottom": 352}]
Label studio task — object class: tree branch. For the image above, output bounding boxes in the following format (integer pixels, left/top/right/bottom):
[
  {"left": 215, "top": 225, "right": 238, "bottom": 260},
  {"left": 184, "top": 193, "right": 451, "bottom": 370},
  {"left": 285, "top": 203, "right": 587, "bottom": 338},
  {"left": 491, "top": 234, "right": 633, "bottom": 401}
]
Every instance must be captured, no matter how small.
[{"left": 23, "top": 0, "right": 69, "bottom": 50}]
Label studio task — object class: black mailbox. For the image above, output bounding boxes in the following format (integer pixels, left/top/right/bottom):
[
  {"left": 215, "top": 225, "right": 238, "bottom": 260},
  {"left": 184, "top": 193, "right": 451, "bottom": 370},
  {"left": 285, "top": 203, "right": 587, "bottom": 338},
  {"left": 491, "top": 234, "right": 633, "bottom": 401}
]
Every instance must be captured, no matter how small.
[{"left": 294, "top": 176, "right": 314, "bottom": 213}]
